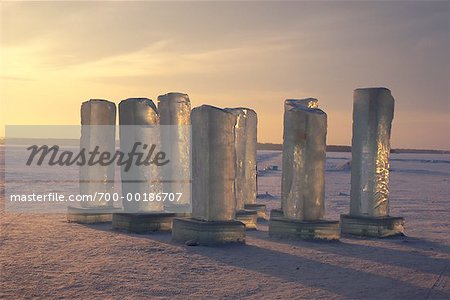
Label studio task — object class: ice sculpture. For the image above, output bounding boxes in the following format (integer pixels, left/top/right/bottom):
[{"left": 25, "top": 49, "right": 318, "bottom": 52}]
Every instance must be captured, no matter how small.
[
  {"left": 350, "top": 88, "right": 394, "bottom": 217},
  {"left": 191, "top": 105, "right": 237, "bottom": 221},
  {"left": 224, "top": 107, "right": 259, "bottom": 228},
  {"left": 119, "top": 98, "right": 163, "bottom": 213},
  {"left": 157, "top": 93, "right": 191, "bottom": 211},
  {"left": 172, "top": 105, "right": 245, "bottom": 244},
  {"left": 281, "top": 104, "right": 326, "bottom": 220},
  {"left": 79, "top": 99, "right": 116, "bottom": 209},
  {"left": 68, "top": 99, "right": 118, "bottom": 223},
  {"left": 341, "top": 87, "right": 404, "bottom": 237},
  {"left": 270, "top": 98, "right": 339, "bottom": 240},
  {"left": 270, "top": 98, "right": 321, "bottom": 219},
  {"left": 224, "top": 108, "right": 257, "bottom": 210}
]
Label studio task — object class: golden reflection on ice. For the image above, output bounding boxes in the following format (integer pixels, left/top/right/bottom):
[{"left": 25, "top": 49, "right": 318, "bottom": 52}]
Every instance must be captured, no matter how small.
[{"left": 374, "top": 131, "right": 390, "bottom": 216}]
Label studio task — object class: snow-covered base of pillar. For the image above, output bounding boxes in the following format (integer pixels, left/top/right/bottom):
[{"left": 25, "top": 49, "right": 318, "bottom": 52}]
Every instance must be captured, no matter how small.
[
  {"left": 112, "top": 212, "right": 176, "bottom": 233},
  {"left": 269, "top": 217, "right": 340, "bottom": 241},
  {"left": 235, "top": 209, "right": 258, "bottom": 230},
  {"left": 270, "top": 208, "right": 284, "bottom": 219},
  {"left": 340, "top": 214, "right": 405, "bottom": 238},
  {"left": 244, "top": 204, "right": 267, "bottom": 220},
  {"left": 172, "top": 218, "right": 245, "bottom": 245},
  {"left": 67, "top": 206, "right": 121, "bottom": 224}
]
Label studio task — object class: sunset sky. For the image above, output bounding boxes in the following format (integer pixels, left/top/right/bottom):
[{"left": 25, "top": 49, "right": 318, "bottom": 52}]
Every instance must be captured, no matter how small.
[{"left": 1, "top": 1, "right": 449, "bottom": 149}]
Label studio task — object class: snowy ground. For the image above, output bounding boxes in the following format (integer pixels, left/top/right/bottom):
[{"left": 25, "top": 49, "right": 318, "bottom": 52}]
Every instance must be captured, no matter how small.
[{"left": 1, "top": 149, "right": 450, "bottom": 299}]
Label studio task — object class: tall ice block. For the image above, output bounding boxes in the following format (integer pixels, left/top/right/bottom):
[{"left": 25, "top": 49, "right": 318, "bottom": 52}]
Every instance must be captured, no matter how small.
[
  {"left": 67, "top": 99, "right": 119, "bottom": 223},
  {"left": 118, "top": 98, "right": 163, "bottom": 213},
  {"left": 270, "top": 99, "right": 339, "bottom": 241},
  {"left": 225, "top": 108, "right": 261, "bottom": 227},
  {"left": 157, "top": 92, "right": 191, "bottom": 213},
  {"left": 191, "top": 105, "right": 237, "bottom": 221},
  {"left": 350, "top": 88, "right": 394, "bottom": 217},
  {"left": 112, "top": 98, "right": 177, "bottom": 233},
  {"left": 271, "top": 98, "right": 320, "bottom": 219},
  {"left": 341, "top": 87, "right": 404, "bottom": 237},
  {"left": 172, "top": 105, "right": 245, "bottom": 244},
  {"left": 224, "top": 108, "right": 257, "bottom": 211},
  {"left": 281, "top": 103, "right": 326, "bottom": 220}
]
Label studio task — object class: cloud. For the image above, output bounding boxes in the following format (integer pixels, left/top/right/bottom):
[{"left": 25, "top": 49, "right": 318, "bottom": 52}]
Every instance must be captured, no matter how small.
[{"left": 0, "top": 75, "right": 33, "bottom": 81}]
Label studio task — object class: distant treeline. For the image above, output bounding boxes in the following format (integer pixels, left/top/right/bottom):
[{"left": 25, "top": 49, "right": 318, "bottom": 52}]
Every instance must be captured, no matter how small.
[
  {"left": 257, "top": 143, "right": 352, "bottom": 152},
  {"left": 1, "top": 139, "right": 449, "bottom": 154},
  {"left": 391, "top": 148, "right": 450, "bottom": 154},
  {"left": 257, "top": 143, "right": 450, "bottom": 154}
]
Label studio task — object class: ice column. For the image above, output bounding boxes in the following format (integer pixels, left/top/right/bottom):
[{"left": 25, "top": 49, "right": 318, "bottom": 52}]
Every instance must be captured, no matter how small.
[
  {"left": 119, "top": 98, "right": 163, "bottom": 213},
  {"left": 350, "top": 88, "right": 394, "bottom": 217},
  {"left": 280, "top": 98, "right": 319, "bottom": 213},
  {"left": 224, "top": 108, "right": 257, "bottom": 210},
  {"left": 191, "top": 105, "right": 237, "bottom": 221},
  {"left": 281, "top": 104, "right": 326, "bottom": 220},
  {"left": 157, "top": 93, "right": 191, "bottom": 211},
  {"left": 79, "top": 99, "right": 116, "bottom": 209}
]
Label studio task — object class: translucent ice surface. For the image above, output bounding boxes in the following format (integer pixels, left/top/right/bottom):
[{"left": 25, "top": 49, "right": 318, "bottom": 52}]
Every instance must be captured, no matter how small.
[
  {"left": 191, "top": 105, "right": 237, "bottom": 221},
  {"left": 281, "top": 104, "right": 327, "bottom": 220},
  {"left": 158, "top": 93, "right": 192, "bottom": 210},
  {"left": 119, "top": 98, "right": 163, "bottom": 212},
  {"left": 225, "top": 108, "right": 257, "bottom": 210},
  {"left": 350, "top": 88, "right": 394, "bottom": 217},
  {"left": 79, "top": 99, "right": 116, "bottom": 208}
]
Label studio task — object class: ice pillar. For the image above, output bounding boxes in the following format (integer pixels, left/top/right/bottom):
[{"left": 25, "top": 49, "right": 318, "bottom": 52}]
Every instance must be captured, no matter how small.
[
  {"left": 350, "top": 88, "right": 394, "bottom": 217},
  {"left": 191, "top": 105, "right": 237, "bottom": 221},
  {"left": 79, "top": 99, "right": 116, "bottom": 208},
  {"left": 119, "top": 98, "right": 163, "bottom": 213},
  {"left": 224, "top": 108, "right": 257, "bottom": 210},
  {"left": 279, "top": 98, "right": 320, "bottom": 215},
  {"left": 157, "top": 93, "right": 191, "bottom": 210},
  {"left": 281, "top": 104, "right": 327, "bottom": 221}
]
